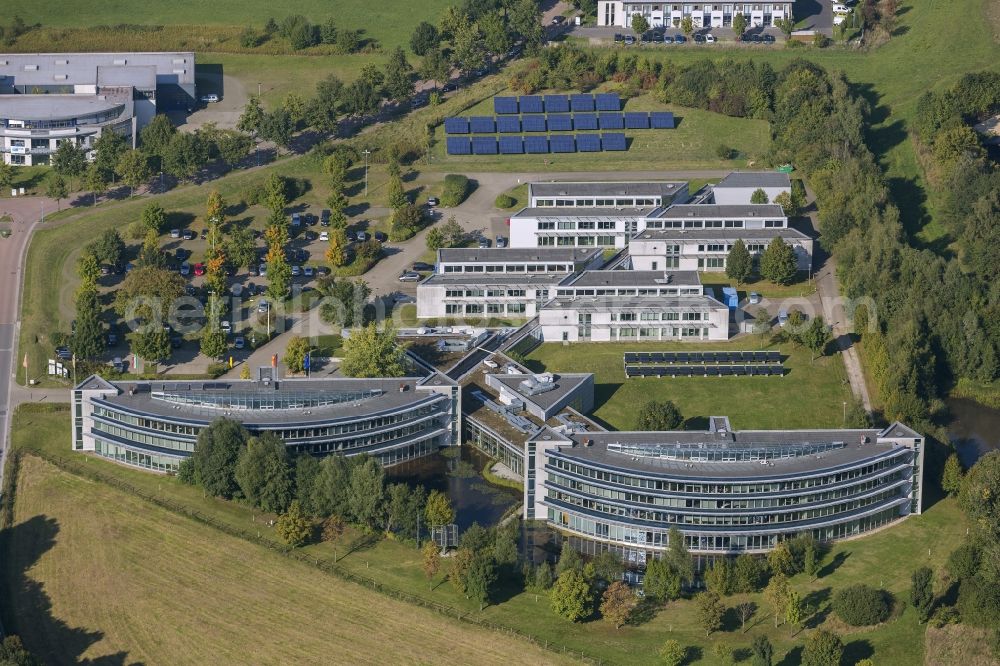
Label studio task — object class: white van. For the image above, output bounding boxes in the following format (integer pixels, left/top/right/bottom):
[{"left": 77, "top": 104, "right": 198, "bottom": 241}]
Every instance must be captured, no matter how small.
[{"left": 832, "top": 4, "right": 849, "bottom": 14}]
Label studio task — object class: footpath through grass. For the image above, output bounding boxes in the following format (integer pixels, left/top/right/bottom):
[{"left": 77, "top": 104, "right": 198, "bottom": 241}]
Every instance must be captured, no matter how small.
[
  {"left": 5, "top": 403, "right": 968, "bottom": 665},
  {"left": 525, "top": 339, "right": 852, "bottom": 430}
]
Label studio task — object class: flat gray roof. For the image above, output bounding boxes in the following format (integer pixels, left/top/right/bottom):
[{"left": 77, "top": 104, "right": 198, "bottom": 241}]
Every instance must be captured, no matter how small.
[
  {"left": 421, "top": 273, "right": 569, "bottom": 287},
  {"left": 648, "top": 204, "right": 786, "bottom": 219},
  {"left": 89, "top": 377, "right": 444, "bottom": 426},
  {"left": 488, "top": 372, "right": 593, "bottom": 412},
  {"left": 0, "top": 94, "right": 128, "bottom": 121},
  {"left": 543, "top": 294, "right": 724, "bottom": 310},
  {"left": 512, "top": 207, "right": 657, "bottom": 218},
  {"left": 551, "top": 427, "right": 911, "bottom": 480},
  {"left": 564, "top": 270, "right": 701, "bottom": 287},
  {"left": 0, "top": 52, "right": 195, "bottom": 87},
  {"left": 715, "top": 172, "right": 791, "bottom": 189},
  {"left": 437, "top": 247, "right": 601, "bottom": 264},
  {"left": 98, "top": 65, "right": 156, "bottom": 88},
  {"left": 634, "top": 228, "right": 812, "bottom": 242},
  {"left": 530, "top": 181, "right": 687, "bottom": 198}
]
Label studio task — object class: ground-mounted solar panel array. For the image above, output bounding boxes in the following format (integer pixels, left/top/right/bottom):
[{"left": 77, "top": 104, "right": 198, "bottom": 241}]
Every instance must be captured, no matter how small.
[
  {"left": 446, "top": 93, "right": 674, "bottom": 154},
  {"left": 623, "top": 350, "right": 785, "bottom": 379}
]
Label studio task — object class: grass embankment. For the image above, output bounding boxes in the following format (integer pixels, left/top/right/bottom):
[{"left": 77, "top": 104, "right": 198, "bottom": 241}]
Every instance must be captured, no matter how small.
[
  {"left": 525, "top": 339, "right": 852, "bottom": 430},
  {"left": 5, "top": 404, "right": 969, "bottom": 665},
  {"left": 1, "top": 453, "right": 573, "bottom": 666},
  {"left": 430, "top": 91, "right": 769, "bottom": 172}
]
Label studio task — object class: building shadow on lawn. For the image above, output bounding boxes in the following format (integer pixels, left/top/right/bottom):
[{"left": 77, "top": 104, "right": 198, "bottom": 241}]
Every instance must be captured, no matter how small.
[{"left": 0, "top": 514, "right": 132, "bottom": 665}]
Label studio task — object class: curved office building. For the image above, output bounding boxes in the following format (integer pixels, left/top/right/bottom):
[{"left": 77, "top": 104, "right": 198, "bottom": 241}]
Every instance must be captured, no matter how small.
[
  {"left": 73, "top": 375, "right": 459, "bottom": 473},
  {"left": 525, "top": 416, "right": 923, "bottom": 558}
]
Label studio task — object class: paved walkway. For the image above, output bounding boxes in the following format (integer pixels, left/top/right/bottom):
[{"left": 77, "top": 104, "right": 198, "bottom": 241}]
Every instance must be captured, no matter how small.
[{"left": 802, "top": 186, "right": 873, "bottom": 413}]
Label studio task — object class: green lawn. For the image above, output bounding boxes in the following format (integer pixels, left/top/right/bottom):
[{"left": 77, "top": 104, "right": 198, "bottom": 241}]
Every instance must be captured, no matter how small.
[
  {"left": 431, "top": 92, "right": 770, "bottom": 171},
  {"left": 16, "top": 0, "right": 453, "bottom": 55},
  {"left": 525, "top": 340, "right": 853, "bottom": 430},
  {"left": 6, "top": 404, "right": 968, "bottom": 665},
  {"left": 1, "top": 453, "right": 574, "bottom": 665},
  {"left": 699, "top": 272, "right": 817, "bottom": 301}
]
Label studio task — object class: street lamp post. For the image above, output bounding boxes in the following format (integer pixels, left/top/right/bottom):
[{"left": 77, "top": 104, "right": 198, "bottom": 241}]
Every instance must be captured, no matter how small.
[
  {"left": 258, "top": 82, "right": 262, "bottom": 97},
  {"left": 363, "top": 149, "right": 371, "bottom": 198},
  {"left": 842, "top": 400, "right": 847, "bottom": 425}
]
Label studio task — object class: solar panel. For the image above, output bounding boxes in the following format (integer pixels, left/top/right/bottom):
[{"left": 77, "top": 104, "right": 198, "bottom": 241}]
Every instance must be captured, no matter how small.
[
  {"left": 570, "top": 94, "right": 595, "bottom": 112},
  {"left": 493, "top": 96, "right": 518, "bottom": 114},
  {"left": 547, "top": 114, "right": 572, "bottom": 131},
  {"left": 446, "top": 137, "right": 471, "bottom": 154},
  {"left": 550, "top": 135, "right": 575, "bottom": 153},
  {"left": 599, "top": 113, "right": 625, "bottom": 129},
  {"left": 444, "top": 117, "right": 469, "bottom": 134},
  {"left": 625, "top": 112, "right": 649, "bottom": 129},
  {"left": 576, "top": 134, "right": 601, "bottom": 152},
  {"left": 601, "top": 133, "right": 626, "bottom": 151},
  {"left": 767, "top": 351, "right": 781, "bottom": 362},
  {"left": 524, "top": 136, "right": 549, "bottom": 153},
  {"left": 470, "top": 116, "right": 496, "bottom": 133},
  {"left": 497, "top": 116, "right": 521, "bottom": 133},
  {"left": 471, "top": 137, "right": 497, "bottom": 154},
  {"left": 574, "top": 113, "right": 598, "bottom": 130},
  {"left": 595, "top": 93, "right": 621, "bottom": 111},
  {"left": 650, "top": 111, "right": 675, "bottom": 129},
  {"left": 498, "top": 136, "right": 523, "bottom": 154},
  {"left": 544, "top": 94, "right": 570, "bottom": 113},
  {"left": 519, "top": 95, "right": 544, "bottom": 113},
  {"left": 522, "top": 115, "right": 547, "bottom": 132}
]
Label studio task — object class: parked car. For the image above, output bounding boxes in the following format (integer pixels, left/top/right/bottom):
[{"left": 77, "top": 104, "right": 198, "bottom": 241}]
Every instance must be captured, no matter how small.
[
  {"left": 374, "top": 231, "right": 388, "bottom": 243},
  {"left": 663, "top": 34, "right": 675, "bottom": 43},
  {"left": 398, "top": 271, "right": 421, "bottom": 282},
  {"left": 412, "top": 262, "right": 435, "bottom": 272},
  {"left": 778, "top": 309, "right": 789, "bottom": 327},
  {"left": 175, "top": 248, "right": 190, "bottom": 261},
  {"left": 762, "top": 33, "right": 776, "bottom": 43},
  {"left": 193, "top": 263, "right": 206, "bottom": 276},
  {"left": 107, "top": 333, "right": 118, "bottom": 347},
  {"left": 705, "top": 33, "right": 716, "bottom": 43},
  {"left": 303, "top": 266, "right": 315, "bottom": 278},
  {"left": 623, "top": 35, "right": 635, "bottom": 45},
  {"left": 220, "top": 320, "right": 232, "bottom": 334},
  {"left": 749, "top": 292, "right": 761, "bottom": 305},
  {"left": 478, "top": 237, "right": 490, "bottom": 248},
  {"left": 306, "top": 213, "right": 318, "bottom": 226},
  {"left": 258, "top": 263, "right": 267, "bottom": 277},
  {"left": 694, "top": 33, "right": 706, "bottom": 43},
  {"left": 291, "top": 213, "right": 301, "bottom": 227},
  {"left": 231, "top": 283, "right": 244, "bottom": 297},
  {"left": 291, "top": 265, "right": 301, "bottom": 277},
  {"left": 674, "top": 34, "right": 687, "bottom": 43},
  {"left": 258, "top": 300, "right": 270, "bottom": 314},
  {"left": 320, "top": 209, "right": 331, "bottom": 226},
  {"left": 182, "top": 229, "right": 195, "bottom": 240},
  {"left": 495, "top": 235, "right": 507, "bottom": 248},
  {"left": 248, "top": 265, "right": 259, "bottom": 277},
  {"left": 319, "top": 231, "right": 329, "bottom": 242},
  {"left": 112, "top": 357, "right": 125, "bottom": 372},
  {"left": 200, "top": 94, "right": 220, "bottom": 103},
  {"left": 234, "top": 336, "right": 245, "bottom": 350},
  {"left": 346, "top": 231, "right": 358, "bottom": 242},
  {"left": 356, "top": 231, "right": 368, "bottom": 242},
  {"left": 426, "top": 197, "right": 439, "bottom": 207},
  {"left": 170, "top": 228, "right": 181, "bottom": 239},
  {"left": 316, "top": 267, "right": 330, "bottom": 277},
  {"left": 551, "top": 15, "right": 565, "bottom": 24}
]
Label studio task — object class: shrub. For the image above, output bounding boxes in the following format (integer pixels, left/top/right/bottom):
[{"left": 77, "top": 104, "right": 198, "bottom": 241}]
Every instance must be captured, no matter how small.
[
  {"left": 207, "top": 361, "right": 229, "bottom": 377},
  {"left": 440, "top": 174, "right": 472, "bottom": 207},
  {"left": 957, "top": 576, "right": 1000, "bottom": 627},
  {"left": 715, "top": 144, "right": 735, "bottom": 160},
  {"left": 389, "top": 204, "right": 427, "bottom": 241},
  {"left": 494, "top": 193, "right": 517, "bottom": 209},
  {"left": 832, "top": 584, "right": 892, "bottom": 626}
]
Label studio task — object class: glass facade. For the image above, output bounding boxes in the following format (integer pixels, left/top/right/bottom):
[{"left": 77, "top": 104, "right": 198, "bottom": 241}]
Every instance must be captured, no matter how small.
[{"left": 541, "top": 447, "right": 915, "bottom": 554}]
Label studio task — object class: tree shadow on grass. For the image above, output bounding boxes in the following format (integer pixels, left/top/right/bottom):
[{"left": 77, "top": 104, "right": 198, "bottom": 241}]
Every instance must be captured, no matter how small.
[
  {"left": 776, "top": 645, "right": 803, "bottom": 666},
  {"left": 627, "top": 599, "right": 659, "bottom": 627},
  {"left": 843, "top": 638, "right": 875, "bottom": 664},
  {"left": 804, "top": 587, "right": 832, "bottom": 628},
  {"left": 0, "top": 514, "right": 131, "bottom": 664},
  {"left": 817, "top": 550, "right": 850, "bottom": 578}
]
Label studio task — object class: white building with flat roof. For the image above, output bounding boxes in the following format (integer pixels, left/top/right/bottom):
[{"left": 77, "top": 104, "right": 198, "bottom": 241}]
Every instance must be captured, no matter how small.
[
  {"left": 630, "top": 203, "right": 813, "bottom": 272},
  {"left": 712, "top": 171, "right": 792, "bottom": 206},
  {"left": 597, "top": 1, "right": 794, "bottom": 29},
  {"left": 0, "top": 52, "right": 195, "bottom": 165}
]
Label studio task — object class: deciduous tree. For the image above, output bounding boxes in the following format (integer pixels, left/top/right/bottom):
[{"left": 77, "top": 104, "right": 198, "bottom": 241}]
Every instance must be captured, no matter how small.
[
  {"left": 941, "top": 453, "right": 963, "bottom": 496},
  {"left": 236, "top": 432, "right": 293, "bottom": 513},
  {"left": 276, "top": 500, "right": 312, "bottom": 546},
  {"left": 425, "top": 489, "right": 455, "bottom": 526},
  {"left": 759, "top": 236, "right": 798, "bottom": 285},
  {"left": 751, "top": 187, "right": 770, "bottom": 204},
  {"left": 801, "top": 629, "right": 844, "bottom": 666},
  {"left": 726, "top": 239, "right": 753, "bottom": 286},
  {"left": 422, "top": 540, "right": 441, "bottom": 588},
  {"left": 695, "top": 590, "right": 725, "bottom": 636},
  {"left": 284, "top": 335, "right": 310, "bottom": 373},
  {"left": 550, "top": 569, "right": 593, "bottom": 622},
  {"left": 600, "top": 581, "right": 638, "bottom": 629},
  {"left": 341, "top": 322, "right": 408, "bottom": 377},
  {"left": 637, "top": 400, "right": 683, "bottom": 430},
  {"left": 191, "top": 418, "right": 248, "bottom": 498}
]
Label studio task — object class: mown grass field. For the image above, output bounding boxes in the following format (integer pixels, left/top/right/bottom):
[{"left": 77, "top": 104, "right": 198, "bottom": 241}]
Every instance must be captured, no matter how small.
[
  {"left": 1, "top": 454, "right": 574, "bottom": 666},
  {"left": 525, "top": 339, "right": 853, "bottom": 431},
  {"left": 16, "top": 0, "right": 453, "bottom": 54},
  {"left": 430, "top": 92, "right": 770, "bottom": 172},
  {"left": 4, "top": 405, "right": 969, "bottom": 666}
]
